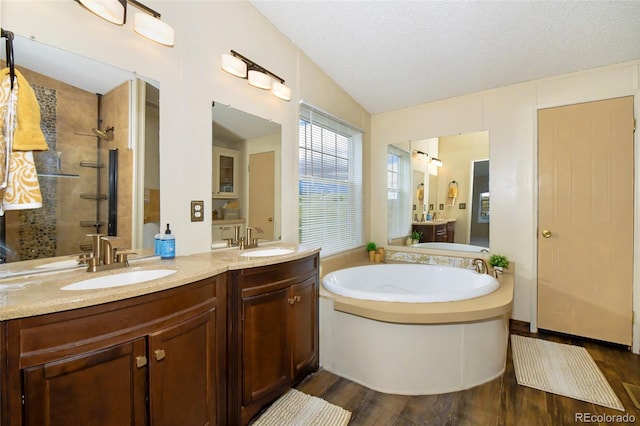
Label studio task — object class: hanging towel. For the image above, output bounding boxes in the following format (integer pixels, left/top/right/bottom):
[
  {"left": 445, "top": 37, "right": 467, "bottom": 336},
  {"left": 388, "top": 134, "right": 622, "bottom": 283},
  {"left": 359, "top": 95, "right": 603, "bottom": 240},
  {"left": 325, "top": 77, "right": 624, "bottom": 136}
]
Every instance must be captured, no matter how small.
[
  {"left": 0, "top": 67, "right": 48, "bottom": 151},
  {"left": 447, "top": 181, "right": 458, "bottom": 199},
  {"left": 2, "top": 150, "right": 42, "bottom": 211},
  {"left": 447, "top": 181, "right": 458, "bottom": 206},
  {"left": 0, "top": 70, "right": 42, "bottom": 214}
]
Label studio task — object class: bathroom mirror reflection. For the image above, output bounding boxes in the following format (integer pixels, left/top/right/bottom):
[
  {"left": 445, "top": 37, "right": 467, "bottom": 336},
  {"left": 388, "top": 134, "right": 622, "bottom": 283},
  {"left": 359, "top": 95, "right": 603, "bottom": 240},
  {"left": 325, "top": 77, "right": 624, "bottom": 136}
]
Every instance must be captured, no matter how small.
[
  {"left": 211, "top": 102, "right": 281, "bottom": 248},
  {"left": 387, "top": 131, "right": 490, "bottom": 253},
  {"left": 0, "top": 35, "right": 159, "bottom": 266}
]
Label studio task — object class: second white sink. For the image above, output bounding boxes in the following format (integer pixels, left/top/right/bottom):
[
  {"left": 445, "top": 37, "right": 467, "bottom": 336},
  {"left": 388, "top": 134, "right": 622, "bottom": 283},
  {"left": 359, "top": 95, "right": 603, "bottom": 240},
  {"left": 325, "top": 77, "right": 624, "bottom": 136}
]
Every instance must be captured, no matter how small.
[
  {"left": 61, "top": 269, "right": 177, "bottom": 291},
  {"left": 240, "top": 248, "right": 295, "bottom": 258}
]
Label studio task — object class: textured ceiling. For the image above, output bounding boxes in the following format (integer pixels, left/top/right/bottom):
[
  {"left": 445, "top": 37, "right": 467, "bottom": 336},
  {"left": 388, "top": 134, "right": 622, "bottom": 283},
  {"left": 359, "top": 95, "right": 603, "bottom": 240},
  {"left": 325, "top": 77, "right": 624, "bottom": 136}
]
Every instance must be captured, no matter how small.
[{"left": 250, "top": 1, "right": 640, "bottom": 114}]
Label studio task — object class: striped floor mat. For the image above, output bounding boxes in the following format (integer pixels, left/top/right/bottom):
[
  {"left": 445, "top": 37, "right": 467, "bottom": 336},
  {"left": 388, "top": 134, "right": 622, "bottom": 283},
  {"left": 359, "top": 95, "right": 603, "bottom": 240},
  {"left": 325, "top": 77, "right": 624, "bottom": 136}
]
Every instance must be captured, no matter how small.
[
  {"left": 251, "top": 388, "right": 351, "bottom": 425},
  {"left": 511, "top": 335, "right": 624, "bottom": 411}
]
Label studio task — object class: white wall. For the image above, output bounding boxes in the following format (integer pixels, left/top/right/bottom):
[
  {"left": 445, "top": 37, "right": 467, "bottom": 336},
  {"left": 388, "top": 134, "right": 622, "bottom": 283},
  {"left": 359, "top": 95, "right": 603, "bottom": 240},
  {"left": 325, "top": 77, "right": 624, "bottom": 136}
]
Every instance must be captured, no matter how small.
[
  {"left": 0, "top": 0, "right": 370, "bottom": 254},
  {"left": 371, "top": 62, "right": 640, "bottom": 352}
]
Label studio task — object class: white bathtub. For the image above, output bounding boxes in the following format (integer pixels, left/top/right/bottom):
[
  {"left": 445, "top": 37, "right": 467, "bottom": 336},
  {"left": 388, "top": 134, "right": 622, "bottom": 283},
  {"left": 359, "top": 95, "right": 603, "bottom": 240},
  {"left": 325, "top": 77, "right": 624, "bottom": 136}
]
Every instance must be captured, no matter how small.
[
  {"left": 320, "top": 263, "right": 512, "bottom": 395},
  {"left": 322, "top": 264, "right": 498, "bottom": 303},
  {"left": 410, "top": 242, "right": 490, "bottom": 253}
]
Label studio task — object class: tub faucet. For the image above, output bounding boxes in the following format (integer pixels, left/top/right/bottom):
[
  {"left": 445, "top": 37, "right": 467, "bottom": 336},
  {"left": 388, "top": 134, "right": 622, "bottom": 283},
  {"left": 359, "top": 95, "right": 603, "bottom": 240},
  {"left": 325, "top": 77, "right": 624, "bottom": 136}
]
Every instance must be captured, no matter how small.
[{"left": 472, "top": 258, "right": 489, "bottom": 274}]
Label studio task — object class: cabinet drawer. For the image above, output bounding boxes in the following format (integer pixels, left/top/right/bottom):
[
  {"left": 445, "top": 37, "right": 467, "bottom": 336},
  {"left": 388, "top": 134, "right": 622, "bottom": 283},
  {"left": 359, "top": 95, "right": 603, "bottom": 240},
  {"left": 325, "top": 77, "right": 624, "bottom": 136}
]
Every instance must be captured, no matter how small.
[
  {"left": 238, "top": 255, "right": 318, "bottom": 292},
  {"left": 11, "top": 276, "right": 221, "bottom": 367}
]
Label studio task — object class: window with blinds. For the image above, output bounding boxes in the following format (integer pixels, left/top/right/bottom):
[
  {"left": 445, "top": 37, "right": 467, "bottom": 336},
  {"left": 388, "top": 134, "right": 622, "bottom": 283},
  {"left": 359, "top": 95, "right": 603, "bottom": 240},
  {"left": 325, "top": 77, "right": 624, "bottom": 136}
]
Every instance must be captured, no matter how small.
[
  {"left": 299, "top": 104, "right": 364, "bottom": 257},
  {"left": 387, "top": 146, "right": 411, "bottom": 239}
]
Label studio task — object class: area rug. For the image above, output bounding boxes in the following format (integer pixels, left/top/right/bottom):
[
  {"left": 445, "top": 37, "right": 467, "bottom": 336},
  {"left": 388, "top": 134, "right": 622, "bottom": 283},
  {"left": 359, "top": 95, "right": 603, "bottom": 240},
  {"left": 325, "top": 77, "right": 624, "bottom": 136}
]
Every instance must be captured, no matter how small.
[
  {"left": 251, "top": 388, "right": 352, "bottom": 426},
  {"left": 510, "top": 335, "right": 624, "bottom": 411}
]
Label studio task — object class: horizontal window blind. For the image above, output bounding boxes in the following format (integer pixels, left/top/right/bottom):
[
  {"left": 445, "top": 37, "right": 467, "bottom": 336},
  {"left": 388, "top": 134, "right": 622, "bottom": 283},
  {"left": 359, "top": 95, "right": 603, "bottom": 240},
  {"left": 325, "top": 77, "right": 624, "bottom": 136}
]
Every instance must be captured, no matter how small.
[{"left": 299, "top": 104, "right": 364, "bottom": 257}]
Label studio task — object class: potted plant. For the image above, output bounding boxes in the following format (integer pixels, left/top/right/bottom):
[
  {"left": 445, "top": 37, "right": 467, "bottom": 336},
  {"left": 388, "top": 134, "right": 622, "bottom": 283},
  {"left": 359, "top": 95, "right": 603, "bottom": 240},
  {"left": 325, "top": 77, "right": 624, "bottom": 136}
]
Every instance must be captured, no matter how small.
[
  {"left": 410, "top": 230, "right": 422, "bottom": 244},
  {"left": 366, "top": 242, "right": 377, "bottom": 262},
  {"left": 489, "top": 254, "right": 509, "bottom": 276}
]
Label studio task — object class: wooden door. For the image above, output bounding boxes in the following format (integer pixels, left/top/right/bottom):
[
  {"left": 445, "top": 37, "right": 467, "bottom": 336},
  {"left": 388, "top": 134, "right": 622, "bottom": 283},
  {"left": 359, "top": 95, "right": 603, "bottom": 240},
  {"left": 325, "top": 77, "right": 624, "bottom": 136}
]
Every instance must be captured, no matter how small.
[
  {"left": 241, "top": 287, "right": 290, "bottom": 408},
  {"left": 148, "top": 310, "right": 217, "bottom": 426},
  {"left": 22, "top": 339, "right": 147, "bottom": 426},
  {"left": 290, "top": 276, "right": 318, "bottom": 381},
  {"left": 248, "top": 151, "right": 275, "bottom": 240},
  {"left": 538, "top": 96, "right": 634, "bottom": 345}
]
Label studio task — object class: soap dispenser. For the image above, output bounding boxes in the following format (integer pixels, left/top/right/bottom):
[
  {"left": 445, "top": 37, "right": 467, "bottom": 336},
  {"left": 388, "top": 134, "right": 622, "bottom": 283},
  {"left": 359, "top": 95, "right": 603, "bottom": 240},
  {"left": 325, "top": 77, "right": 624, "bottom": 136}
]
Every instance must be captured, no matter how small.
[
  {"left": 160, "top": 223, "right": 176, "bottom": 259},
  {"left": 426, "top": 211, "right": 432, "bottom": 221}
]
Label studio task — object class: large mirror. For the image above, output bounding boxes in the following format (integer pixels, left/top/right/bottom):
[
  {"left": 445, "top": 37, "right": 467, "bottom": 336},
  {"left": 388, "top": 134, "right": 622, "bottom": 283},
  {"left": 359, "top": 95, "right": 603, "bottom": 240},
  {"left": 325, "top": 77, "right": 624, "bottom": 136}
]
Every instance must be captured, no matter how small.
[
  {"left": 0, "top": 35, "right": 159, "bottom": 269},
  {"left": 387, "top": 131, "right": 490, "bottom": 253},
  {"left": 211, "top": 103, "right": 281, "bottom": 248}
]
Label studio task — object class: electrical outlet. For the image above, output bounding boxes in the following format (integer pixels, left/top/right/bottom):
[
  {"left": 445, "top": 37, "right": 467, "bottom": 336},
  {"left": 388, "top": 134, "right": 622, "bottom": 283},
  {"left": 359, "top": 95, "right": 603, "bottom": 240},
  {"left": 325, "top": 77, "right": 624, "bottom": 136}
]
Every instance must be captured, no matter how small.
[{"left": 190, "top": 200, "right": 204, "bottom": 222}]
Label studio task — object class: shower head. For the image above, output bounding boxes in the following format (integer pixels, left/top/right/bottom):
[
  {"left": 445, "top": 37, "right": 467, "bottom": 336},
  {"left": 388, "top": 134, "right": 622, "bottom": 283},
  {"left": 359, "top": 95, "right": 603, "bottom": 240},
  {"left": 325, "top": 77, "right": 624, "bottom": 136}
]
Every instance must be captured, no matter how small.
[{"left": 92, "top": 126, "right": 114, "bottom": 141}]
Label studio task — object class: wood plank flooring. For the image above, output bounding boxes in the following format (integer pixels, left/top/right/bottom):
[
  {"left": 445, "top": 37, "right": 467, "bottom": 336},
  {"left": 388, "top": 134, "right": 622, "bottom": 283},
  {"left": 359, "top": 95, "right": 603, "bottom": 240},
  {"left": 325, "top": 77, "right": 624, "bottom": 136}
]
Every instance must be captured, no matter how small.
[{"left": 296, "top": 321, "right": 640, "bottom": 425}]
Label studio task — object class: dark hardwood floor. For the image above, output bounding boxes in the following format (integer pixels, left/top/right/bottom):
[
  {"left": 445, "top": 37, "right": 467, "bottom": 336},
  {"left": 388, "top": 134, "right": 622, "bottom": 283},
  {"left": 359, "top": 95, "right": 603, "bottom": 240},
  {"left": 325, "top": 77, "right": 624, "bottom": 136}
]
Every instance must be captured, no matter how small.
[{"left": 296, "top": 321, "right": 640, "bottom": 425}]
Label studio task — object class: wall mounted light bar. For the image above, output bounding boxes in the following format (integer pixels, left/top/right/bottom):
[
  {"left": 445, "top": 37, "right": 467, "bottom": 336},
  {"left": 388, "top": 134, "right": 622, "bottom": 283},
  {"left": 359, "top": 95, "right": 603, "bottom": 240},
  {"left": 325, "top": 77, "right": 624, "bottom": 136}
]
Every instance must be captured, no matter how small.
[
  {"left": 413, "top": 150, "right": 443, "bottom": 167},
  {"left": 221, "top": 50, "right": 291, "bottom": 101},
  {"left": 76, "top": 0, "right": 174, "bottom": 47}
]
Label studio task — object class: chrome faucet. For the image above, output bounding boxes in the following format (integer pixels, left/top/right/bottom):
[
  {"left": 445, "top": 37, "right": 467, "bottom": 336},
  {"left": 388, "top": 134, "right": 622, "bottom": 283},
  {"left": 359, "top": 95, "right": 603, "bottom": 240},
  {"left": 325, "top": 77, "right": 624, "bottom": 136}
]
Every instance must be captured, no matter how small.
[
  {"left": 86, "top": 233, "right": 133, "bottom": 272},
  {"left": 472, "top": 258, "right": 489, "bottom": 274}
]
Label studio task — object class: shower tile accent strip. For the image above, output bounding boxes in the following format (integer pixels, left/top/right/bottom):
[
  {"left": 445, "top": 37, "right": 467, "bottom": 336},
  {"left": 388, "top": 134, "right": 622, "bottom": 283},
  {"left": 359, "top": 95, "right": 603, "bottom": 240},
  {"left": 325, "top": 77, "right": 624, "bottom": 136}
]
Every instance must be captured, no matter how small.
[{"left": 385, "top": 249, "right": 475, "bottom": 270}]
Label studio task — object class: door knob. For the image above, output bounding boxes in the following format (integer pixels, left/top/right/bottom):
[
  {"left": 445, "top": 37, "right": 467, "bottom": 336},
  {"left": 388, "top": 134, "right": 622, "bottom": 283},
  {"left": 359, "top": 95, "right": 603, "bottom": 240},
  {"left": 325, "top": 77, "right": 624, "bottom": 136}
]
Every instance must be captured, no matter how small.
[{"left": 541, "top": 229, "right": 552, "bottom": 238}]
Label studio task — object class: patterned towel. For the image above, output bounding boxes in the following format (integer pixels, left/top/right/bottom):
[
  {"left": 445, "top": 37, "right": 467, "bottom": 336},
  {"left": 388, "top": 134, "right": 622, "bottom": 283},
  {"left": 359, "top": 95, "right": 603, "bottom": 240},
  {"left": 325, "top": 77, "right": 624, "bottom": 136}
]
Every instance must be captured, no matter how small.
[{"left": 0, "top": 71, "right": 42, "bottom": 214}]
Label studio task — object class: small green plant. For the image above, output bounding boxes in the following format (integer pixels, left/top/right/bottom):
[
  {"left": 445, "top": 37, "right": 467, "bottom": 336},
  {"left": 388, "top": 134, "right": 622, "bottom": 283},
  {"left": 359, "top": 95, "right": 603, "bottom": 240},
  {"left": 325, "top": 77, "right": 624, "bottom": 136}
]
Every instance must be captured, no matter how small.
[
  {"left": 489, "top": 254, "right": 509, "bottom": 269},
  {"left": 366, "top": 242, "right": 377, "bottom": 252},
  {"left": 410, "top": 230, "right": 422, "bottom": 241}
]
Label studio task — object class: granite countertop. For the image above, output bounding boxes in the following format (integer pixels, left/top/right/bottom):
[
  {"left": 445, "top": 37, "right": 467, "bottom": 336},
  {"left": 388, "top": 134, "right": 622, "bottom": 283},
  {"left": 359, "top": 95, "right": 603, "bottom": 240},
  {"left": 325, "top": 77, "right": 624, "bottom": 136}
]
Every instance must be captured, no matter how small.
[{"left": 0, "top": 243, "right": 320, "bottom": 321}]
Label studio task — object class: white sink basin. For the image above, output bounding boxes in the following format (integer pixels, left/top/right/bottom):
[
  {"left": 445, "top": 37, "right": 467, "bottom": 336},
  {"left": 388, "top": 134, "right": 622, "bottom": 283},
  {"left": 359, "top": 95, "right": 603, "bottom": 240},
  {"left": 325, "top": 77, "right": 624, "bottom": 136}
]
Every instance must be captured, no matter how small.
[
  {"left": 61, "top": 269, "right": 177, "bottom": 291},
  {"left": 240, "top": 248, "right": 295, "bottom": 258}
]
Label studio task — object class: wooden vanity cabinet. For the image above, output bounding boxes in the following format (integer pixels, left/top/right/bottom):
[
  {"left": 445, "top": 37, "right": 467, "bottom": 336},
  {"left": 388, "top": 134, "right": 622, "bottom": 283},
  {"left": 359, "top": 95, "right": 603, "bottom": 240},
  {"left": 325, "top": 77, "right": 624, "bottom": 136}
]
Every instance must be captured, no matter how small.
[
  {"left": 1, "top": 275, "right": 227, "bottom": 426},
  {"left": 446, "top": 221, "right": 456, "bottom": 243},
  {"left": 228, "top": 254, "right": 319, "bottom": 425},
  {"left": 413, "top": 223, "right": 447, "bottom": 242}
]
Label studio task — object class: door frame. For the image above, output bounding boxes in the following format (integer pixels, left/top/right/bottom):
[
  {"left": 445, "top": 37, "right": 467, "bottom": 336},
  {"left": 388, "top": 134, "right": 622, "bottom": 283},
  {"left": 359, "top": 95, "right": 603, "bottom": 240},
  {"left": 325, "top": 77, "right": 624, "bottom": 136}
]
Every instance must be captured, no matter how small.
[{"left": 531, "top": 94, "right": 640, "bottom": 353}]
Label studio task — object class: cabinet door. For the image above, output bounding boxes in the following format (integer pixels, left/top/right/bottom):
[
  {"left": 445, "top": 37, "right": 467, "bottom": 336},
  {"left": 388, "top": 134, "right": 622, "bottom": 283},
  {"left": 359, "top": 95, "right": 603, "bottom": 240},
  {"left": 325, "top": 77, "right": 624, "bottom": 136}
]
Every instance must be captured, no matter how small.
[
  {"left": 148, "top": 309, "right": 217, "bottom": 426},
  {"left": 23, "top": 339, "right": 147, "bottom": 426},
  {"left": 241, "top": 287, "right": 290, "bottom": 407},
  {"left": 213, "top": 147, "right": 239, "bottom": 198},
  {"left": 290, "top": 276, "right": 318, "bottom": 381}
]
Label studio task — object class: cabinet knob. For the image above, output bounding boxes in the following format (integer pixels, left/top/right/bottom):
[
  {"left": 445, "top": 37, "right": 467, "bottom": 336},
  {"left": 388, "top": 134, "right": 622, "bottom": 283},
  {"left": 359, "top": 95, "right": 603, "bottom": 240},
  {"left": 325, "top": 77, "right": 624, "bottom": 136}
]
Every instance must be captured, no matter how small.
[
  {"left": 288, "top": 297, "right": 295, "bottom": 305},
  {"left": 136, "top": 356, "right": 147, "bottom": 368},
  {"left": 154, "top": 349, "right": 166, "bottom": 361},
  {"left": 294, "top": 295, "right": 301, "bottom": 303}
]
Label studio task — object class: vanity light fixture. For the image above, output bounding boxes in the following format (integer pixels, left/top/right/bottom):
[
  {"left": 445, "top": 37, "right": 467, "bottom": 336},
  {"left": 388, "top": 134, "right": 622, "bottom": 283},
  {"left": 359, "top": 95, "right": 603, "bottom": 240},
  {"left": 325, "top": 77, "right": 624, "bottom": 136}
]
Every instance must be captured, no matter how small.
[
  {"left": 413, "top": 150, "right": 443, "bottom": 167},
  {"left": 75, "top": 0, "right": 174, "bottom": 47},
  {"left": 220, "top": 50, "right": 291, "bottom": 101}
]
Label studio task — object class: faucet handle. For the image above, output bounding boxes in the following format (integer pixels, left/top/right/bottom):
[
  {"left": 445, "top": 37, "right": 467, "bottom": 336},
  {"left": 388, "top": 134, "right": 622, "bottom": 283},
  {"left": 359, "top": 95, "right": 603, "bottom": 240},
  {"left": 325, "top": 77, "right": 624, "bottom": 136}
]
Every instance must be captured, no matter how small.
[{"left": 116, "top": 251, "right": 136, "bottom": 266}]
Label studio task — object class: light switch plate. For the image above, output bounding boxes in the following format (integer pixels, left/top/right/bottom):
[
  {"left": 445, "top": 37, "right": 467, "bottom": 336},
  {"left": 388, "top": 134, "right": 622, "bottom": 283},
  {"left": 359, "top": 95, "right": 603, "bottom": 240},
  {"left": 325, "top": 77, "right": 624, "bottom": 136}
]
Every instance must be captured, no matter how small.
[{"left": 190, "top": 200, "right": 204, "bottom": 222}]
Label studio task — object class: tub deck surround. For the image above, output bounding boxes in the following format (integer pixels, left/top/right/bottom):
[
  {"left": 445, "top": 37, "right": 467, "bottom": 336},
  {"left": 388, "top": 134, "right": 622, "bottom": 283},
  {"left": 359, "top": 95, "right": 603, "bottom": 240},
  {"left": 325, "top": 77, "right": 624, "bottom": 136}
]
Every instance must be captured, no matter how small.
[
  {"left": 321, "top": 272, "right": 513, "bottom": 324},
  {"left": 0, "top": 243, "right": 320, "bottom": 321},
  {"left": 322, "top": 264, "right": 500, "bottom": 303}
]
